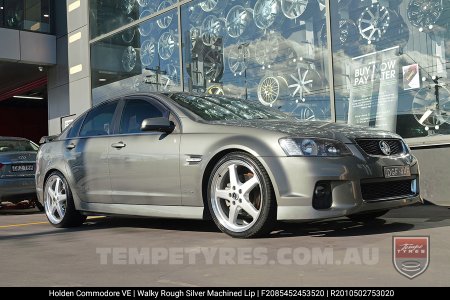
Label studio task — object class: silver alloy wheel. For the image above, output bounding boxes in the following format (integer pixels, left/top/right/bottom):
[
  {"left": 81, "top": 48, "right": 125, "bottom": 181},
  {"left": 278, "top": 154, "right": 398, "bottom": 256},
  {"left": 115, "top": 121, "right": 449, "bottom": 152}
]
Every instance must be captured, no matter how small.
[
  {"left": 44, "top": 175, "right": 68, "bottom": 224},
  {"left": 211, "top": 160, "right": 263, "bottom": 233}
]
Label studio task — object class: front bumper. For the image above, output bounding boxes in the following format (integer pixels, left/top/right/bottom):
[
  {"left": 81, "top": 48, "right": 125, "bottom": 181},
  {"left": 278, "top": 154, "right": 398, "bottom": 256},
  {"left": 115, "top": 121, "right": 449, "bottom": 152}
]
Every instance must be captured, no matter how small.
[
  {"left": 262, "top": 144, "right": 421, "bottom": 221},
  {"left": 0, "top": 177, "right": 37, "bottom": 202}
]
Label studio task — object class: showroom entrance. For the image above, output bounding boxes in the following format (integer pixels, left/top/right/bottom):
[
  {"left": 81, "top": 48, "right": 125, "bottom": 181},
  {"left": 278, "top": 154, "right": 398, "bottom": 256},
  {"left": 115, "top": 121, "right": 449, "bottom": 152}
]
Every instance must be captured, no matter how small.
[{"left": 0, "top": 62, "right": 48, "bottom": 143}]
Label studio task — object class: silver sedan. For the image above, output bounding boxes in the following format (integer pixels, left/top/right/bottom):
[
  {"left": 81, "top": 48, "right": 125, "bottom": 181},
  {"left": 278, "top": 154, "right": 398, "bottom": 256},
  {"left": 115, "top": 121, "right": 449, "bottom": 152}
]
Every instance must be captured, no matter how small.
[{"left": 36, "top": 93, "right": 421, "bottom": 238}]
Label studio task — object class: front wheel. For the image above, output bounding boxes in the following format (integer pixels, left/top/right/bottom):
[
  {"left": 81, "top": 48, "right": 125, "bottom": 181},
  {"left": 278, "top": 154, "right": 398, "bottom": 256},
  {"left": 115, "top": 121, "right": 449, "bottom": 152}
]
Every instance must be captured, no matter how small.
[
  {"left": 44, "top": 171, "right": 86, "bottom": 228},
  {"left": 207, "top": 152, "right": 277, "bottom": 238},
  {"left": 347, "top": 210, "right": 389, "bottom": 222}
]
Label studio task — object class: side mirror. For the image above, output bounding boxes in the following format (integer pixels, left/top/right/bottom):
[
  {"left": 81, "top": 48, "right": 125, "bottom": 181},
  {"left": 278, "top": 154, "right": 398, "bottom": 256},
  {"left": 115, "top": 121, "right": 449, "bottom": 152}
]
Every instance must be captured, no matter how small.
[
  {"left": 39, "top": 135, "right": 57, "bottom": 145},
  {"left": 141, "top": 117, "right": 174, "bottom": 133}
]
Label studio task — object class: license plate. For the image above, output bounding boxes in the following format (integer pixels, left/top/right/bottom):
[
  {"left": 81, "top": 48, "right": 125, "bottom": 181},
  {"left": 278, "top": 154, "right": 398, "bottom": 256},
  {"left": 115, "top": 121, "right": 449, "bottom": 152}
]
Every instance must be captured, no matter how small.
[
  {"left": 384, "top": 166, "right": 411, "bottom": 178},
  {"left": 11, "top": 164, "right": 34, "bottom": 172}
]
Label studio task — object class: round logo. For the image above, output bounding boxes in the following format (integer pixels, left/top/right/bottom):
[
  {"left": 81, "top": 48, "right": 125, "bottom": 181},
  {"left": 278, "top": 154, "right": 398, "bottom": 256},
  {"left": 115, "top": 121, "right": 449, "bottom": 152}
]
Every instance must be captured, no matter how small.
[{"left": 379, "top": 141, "right": 392, "bottom": 156}]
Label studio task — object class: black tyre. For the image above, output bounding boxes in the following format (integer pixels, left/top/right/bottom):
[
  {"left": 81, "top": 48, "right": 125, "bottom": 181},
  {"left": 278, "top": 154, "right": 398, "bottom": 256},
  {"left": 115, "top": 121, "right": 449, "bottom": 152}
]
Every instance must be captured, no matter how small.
[
  {"left": 43, "top": 171, "right": 86, "bottom": 228},
  {"left": 347, "top": 210, "right": 389, "bottom": 222},
  {"left": 207, "top": 152, "right": 277, "bottom": 238}
]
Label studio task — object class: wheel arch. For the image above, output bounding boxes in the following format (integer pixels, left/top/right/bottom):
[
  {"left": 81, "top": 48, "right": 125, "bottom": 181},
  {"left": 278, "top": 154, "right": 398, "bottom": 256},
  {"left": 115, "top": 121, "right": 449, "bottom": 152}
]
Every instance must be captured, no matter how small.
[{"left": 200, "top": 147, "right": 280, "bottom": 220}]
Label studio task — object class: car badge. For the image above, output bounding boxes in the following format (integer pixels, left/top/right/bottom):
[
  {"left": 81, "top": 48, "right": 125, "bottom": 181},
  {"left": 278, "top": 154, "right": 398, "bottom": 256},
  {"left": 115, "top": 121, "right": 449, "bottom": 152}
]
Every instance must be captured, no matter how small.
[{"left": 379, "top": 141, "right": 391, "bottom": 156}]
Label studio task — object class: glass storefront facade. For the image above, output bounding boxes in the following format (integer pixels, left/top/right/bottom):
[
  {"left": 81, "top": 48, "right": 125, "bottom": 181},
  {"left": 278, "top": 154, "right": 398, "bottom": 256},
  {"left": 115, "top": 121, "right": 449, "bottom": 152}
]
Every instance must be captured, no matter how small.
[
  {"left": 0, "top": 0, "right": 53, "bottom": 33},
  {"left": 89, "top": 0, "right": 450, "bottom": 144}
]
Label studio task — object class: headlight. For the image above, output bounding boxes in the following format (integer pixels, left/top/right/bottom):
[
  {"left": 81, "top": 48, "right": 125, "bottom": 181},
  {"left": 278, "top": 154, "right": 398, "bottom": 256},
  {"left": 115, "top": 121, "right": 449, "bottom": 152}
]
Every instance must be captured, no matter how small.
[{"left": 279, "top": 138, "right": 352, "bottom": 157}]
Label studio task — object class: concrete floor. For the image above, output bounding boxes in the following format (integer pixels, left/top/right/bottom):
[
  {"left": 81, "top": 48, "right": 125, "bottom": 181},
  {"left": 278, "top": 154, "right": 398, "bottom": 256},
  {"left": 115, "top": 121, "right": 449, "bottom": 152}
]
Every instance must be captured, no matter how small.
[{"left": 0, "top": 204, "right": 449, "bottom": 287}]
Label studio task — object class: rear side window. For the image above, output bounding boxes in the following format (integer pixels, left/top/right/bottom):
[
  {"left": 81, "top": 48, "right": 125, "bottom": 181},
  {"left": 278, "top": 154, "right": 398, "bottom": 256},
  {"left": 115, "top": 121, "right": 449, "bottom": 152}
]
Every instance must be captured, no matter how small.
[
  {"left": 119, "top": 99, "right": 165, "bottom": 134},
  {"left": 79, "top": 101, "right": 118, "bottom": 137}
]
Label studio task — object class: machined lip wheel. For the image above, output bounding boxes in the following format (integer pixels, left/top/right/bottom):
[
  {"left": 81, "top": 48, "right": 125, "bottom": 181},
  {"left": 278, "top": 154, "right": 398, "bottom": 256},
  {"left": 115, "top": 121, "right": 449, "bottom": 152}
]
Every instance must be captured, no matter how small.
[
  {"left": 44, "top": 175, "right": 68, "bottom": 224},
  {"left": 211, "top": 160, "right": 263, "bottom": 233}
]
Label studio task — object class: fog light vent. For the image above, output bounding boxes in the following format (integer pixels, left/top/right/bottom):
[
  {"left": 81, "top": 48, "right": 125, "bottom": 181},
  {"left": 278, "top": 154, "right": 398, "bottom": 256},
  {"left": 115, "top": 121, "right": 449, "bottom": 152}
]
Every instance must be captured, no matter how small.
[{"left": 313, "top": 182, "right": 332, "bottom": 210}]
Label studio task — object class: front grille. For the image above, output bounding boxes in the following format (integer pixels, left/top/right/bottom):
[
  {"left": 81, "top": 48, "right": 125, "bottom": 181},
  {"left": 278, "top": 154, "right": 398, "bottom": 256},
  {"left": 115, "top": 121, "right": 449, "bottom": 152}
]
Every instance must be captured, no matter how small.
[
  {"left": 361, "top": 180, "right": 416, "bottom": 202},
  {"left": 356, "top": 139, "right": 404, "bottom": 156}
]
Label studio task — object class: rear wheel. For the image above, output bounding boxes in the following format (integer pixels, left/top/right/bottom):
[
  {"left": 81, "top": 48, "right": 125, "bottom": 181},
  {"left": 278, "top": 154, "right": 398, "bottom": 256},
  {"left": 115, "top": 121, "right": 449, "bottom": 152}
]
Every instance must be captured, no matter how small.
[
  {"left": 44, "top": 171, "right": 86, "bottom": 228},
  {"left": 347, "top": 210, "right": 389, "bottom": 222},
  {"left": 207, "top": 152, "right": 276, "bottom": 238}
]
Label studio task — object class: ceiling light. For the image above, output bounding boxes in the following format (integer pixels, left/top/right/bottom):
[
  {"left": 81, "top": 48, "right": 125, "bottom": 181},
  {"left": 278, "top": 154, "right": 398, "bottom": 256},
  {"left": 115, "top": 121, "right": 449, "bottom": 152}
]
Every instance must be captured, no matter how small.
[
  {"left": 43, "top": 14, "right": 49, "bottom": 18},
  {"left": 13, "top": 95, "right": 44, "bottom": 100},
  {"left": 99, "top": 78, "right": 107, "bottom": 82}
]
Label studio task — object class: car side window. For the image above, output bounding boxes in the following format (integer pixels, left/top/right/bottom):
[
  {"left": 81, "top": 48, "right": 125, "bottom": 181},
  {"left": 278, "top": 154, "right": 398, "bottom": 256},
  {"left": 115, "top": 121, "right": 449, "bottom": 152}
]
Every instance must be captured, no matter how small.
[
  {"left": 79, "top": 101, "right": 118, "bottom": 137},
  {"left": 67, "top": 115, "right": 85, "bottom": 139},
  {"left": 120, "top": 99, "right": 165, "bottom": 134}
]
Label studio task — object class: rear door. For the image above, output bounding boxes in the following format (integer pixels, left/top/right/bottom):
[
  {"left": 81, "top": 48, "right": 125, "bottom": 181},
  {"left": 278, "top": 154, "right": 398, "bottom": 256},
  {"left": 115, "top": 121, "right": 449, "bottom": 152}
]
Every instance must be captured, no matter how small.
[
  {"left": 108, "top": 96, "right": 181, "bottom": 205},
  {"left": 65, "top": 100, "right": 119, "bottom": 203}
]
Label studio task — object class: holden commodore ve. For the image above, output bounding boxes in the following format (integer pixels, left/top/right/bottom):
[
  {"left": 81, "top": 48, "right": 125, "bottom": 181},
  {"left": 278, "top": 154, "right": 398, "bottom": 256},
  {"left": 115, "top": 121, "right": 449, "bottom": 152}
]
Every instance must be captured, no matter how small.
[{"left": 36, "top": 93, "right": 421, "bottom": 238}]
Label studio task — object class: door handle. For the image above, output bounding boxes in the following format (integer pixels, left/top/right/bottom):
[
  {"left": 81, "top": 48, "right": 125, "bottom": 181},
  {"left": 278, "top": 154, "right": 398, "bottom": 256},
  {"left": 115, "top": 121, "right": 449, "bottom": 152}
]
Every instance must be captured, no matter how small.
[
  {"left": 111, "top": 142, "right": 126, "bottom": 149},
  {"left": 66, "top": 143, "right": 76, "bottom": 150}
]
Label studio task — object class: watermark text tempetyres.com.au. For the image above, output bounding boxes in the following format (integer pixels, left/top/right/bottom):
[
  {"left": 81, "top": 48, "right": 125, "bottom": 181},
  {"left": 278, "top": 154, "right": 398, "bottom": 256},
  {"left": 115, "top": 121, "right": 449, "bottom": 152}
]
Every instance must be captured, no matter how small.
[{"left": 96, "top": 247, "right": 379, "bottom": 266}]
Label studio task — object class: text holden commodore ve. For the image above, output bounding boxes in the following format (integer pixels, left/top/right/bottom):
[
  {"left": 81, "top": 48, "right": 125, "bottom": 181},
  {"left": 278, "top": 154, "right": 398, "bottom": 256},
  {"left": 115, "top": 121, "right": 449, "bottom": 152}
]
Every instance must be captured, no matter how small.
[{"left": 36, "top": 93, "right": 421, "bottom": 238}]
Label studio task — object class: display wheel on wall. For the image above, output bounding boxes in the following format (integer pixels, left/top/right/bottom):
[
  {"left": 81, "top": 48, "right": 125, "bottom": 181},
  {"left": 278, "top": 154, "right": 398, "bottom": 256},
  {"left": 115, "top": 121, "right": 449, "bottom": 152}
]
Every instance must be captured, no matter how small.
[
  {"left": 158, "top": 31, "right": 176, "bottom": 60},
  {"left": 407, "top": 0, "right": 445, "bottom": 32},
  {"left": 121, "top": 0, "right": 135, "bottom": 15},
  {"left": 199, "top": 0, "right": 227, "bottom": 13},
  {"left": 122, "top": 46, "right": 137, "bottom": 72},
  {"left": 288, "top": 67, "right": 322, "bottom": 103},
  {"left": 207, "top": 85, "right": 225, "bottom": 95},
  {"left": 280, "top": 0, "right": 310, "bottom": 20},
  {"left": 156, "top": 1, "right": 174, "bottom": 29},
  {"left": 412, "top": 84, "right": 450, "bottom": 130},
  {"left": 320, "top": 18, "right": 358, "bottom": 48},
  {"left": 201, "top": 15, "right": 223, "bottom": 46},
  {"left": 204, "top": 48, "right": 224, "bottom": 82},
  {"left": 253, "top": 0, "right": 280, "bottom": 30},
  {"left": 253, "top": 33, "right": 282, "bottom": 67},
  {"left": 257, "top": 76, "right": 289, "bottom": 106},
  {"left": 358, "top": 4, "right": 391, "bottom": 45},
  {"left": 228, "top": 44, "right": 250, "bottom": 76},
  {"left": 121, "top": 17, "right": 136, "bottom": 43},
  {"left": 226, "top": 5, "right": 253, "bottom": 38},
  {"left": 138, "top": 9, "right": 155, "bottom": 36},
  {"left": 140, "top": 39, "right": 156, "bottom": 67}
]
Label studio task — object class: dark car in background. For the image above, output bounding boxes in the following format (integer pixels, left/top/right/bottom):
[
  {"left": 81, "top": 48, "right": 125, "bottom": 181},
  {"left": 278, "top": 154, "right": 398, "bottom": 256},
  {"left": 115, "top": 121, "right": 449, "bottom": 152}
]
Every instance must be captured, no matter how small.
[{"left": 0, "top": 137, "right": 39, "bottom": 207}]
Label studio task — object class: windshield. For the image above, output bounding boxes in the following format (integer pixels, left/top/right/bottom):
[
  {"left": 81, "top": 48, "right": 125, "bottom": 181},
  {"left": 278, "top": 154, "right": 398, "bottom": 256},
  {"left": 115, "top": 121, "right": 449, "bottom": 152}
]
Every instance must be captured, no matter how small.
[
  {"left": 0, "top": 140, "right": 38, "bottom": 153},
  {"left": 168, "top": 94, "right": 289, "bottom": 121}
]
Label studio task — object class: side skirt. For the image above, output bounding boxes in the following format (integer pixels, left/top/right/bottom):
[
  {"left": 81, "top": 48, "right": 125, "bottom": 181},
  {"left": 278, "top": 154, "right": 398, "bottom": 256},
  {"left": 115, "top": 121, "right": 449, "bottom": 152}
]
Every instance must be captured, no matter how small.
[{"left": 78, "top": 202, "right": 204, "bottom": 220}]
